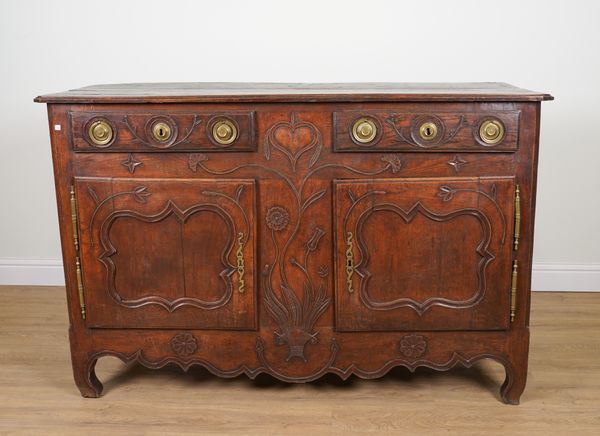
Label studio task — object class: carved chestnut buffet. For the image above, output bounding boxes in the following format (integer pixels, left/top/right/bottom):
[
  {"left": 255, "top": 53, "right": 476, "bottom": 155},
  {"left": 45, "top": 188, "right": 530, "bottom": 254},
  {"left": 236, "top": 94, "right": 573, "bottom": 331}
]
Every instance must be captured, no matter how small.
[{"left": 35, "top": 83, "right": 552, "bottom": 403}]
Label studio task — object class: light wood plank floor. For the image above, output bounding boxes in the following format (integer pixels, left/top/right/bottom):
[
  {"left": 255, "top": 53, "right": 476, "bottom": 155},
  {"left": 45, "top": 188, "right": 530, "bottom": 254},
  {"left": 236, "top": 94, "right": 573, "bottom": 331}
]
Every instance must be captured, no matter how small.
[{"left": 0, "top": 287, "right": 599, "bottom": 435}]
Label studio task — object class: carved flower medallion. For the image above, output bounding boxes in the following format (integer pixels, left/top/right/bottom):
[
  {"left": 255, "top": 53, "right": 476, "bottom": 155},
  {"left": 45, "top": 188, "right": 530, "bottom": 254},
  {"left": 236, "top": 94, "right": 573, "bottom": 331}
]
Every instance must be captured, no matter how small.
[
  {"left": 399, "top": 334, "right": 427, "bottom": 359},
  {"left": 266, "top": 206, "right": 290, "bottom": 231},
  {"left": 170, "top": 333, "right": 198, "bottom": 357}
]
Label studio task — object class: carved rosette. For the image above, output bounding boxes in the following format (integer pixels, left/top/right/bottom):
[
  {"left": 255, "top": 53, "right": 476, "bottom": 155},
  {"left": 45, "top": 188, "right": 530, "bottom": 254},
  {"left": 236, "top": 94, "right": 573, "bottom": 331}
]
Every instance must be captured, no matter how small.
[
  {"left": 170, "top": 333, "right": 199, "bottom": 357},
  {"left": 398, "top": 334, "right": 427, "bottom": 359},
  {"left": 266, "top": 206, "right": 290, "bottom": 231}
]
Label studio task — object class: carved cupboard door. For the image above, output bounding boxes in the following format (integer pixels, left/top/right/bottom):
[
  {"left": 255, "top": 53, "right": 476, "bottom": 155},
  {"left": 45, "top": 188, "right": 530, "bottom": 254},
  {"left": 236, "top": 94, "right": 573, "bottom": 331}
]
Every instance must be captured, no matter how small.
[
  {"left": 74, "top": 177, "right": 256, "bottom": 329},
  {"left": 334, "top": 177, "right": 515, "bottom": 331}
]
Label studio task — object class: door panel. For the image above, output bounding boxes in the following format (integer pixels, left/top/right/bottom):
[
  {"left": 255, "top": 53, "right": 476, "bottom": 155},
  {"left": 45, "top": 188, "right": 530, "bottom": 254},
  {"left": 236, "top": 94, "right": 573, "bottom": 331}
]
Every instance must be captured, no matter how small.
[
  {"left": 75, "top": 177, "right": 256, "bottom": 329},
  {"left": 334, "top": 177, "right": 515, "bottom": 331}
]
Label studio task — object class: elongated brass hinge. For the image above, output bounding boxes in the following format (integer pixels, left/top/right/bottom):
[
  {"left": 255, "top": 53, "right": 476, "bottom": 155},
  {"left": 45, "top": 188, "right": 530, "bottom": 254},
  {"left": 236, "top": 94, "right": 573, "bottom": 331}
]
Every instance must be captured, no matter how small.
[
  {"left": 70, "top": 186, "right": 80, "bottom": 252},
  {"left": 70, "top": 186, "right": 86, "bottom": 319},
  {"left": 514, "top": 184, "right": 521, "bottom": 250},
  {"left": 510, "top": 260, "right": 518, "bottom": 322}
]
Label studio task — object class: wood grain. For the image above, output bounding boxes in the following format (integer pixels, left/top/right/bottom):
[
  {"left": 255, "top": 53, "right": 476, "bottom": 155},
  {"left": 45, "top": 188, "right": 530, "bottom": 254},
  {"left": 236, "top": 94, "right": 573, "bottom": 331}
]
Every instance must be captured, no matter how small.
[
  {"left": 0, "top": 287, "right": 598, "bottom": 435},
  {"left": 34, "top": 82, "right": 553, "bottom": 104}
]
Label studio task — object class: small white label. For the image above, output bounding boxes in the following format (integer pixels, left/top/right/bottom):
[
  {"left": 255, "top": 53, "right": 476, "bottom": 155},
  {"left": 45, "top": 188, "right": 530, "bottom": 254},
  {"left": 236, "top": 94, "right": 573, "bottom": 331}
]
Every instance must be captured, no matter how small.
[{"left": 54, "top": 124, "right": 61, "bottom": 131}]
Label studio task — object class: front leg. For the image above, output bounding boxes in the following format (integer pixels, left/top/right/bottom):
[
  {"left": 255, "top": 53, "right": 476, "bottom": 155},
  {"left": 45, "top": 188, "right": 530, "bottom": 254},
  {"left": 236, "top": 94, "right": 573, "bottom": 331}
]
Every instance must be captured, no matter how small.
[
  {"left": 69, "top": 327, "right": 103, "bottom": 397},
  {"left": 70, "top": 351, "right": 103, "bottom": 398},
  {"left": 500, "top": 328, "right": 530, "bottom": 405}
]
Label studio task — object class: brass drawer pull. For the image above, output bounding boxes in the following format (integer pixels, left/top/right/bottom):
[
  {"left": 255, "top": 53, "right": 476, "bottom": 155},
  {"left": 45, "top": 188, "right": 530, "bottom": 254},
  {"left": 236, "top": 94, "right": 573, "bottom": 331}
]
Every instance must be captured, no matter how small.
[
  {"left": 212, "top": 119, "right": 238, "bottom": 145},
  {"left": 88, "top": 119, "right": 113, "bottom": 146},
  {"left": 479, "top": 118, "right": 505, "bottom": 145},
  {"left": 352, "top": 118, "right": 378, "bottom": 144}
]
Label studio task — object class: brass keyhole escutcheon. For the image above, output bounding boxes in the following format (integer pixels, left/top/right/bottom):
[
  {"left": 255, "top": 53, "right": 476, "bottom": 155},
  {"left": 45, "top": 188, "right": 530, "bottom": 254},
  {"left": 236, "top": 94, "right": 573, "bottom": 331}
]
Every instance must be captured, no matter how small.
[
  {"left": 419, "top": 122, "right": 438, "bottom": 141},
  {"left": 88, "top": 119, "right": 113, "bottom": 146},
  {"left": 152, "top": 121, "right": 172, "bottom": 142},
  {"left": 479, "top": 119, "right": 505, "bottom": 145},
  {"left": 212, "top": 119, "right": 237, "bottom": 145},
  {"left": 352, "top": 118, "right": 377, "bottom": 144}
]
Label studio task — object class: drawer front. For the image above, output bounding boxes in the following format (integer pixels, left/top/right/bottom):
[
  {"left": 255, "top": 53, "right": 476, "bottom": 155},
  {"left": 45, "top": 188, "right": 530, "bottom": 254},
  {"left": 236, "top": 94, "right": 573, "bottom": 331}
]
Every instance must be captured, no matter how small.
[
  {"left": 334, "top": 109, "right": 520, "bottom": 152},
  {"left": 334, "top": 177, "right": 515, "bottom": 331},
  {"left": 74, "top": 177, "right": 257, "bottom": 329},
  {"left": 70, "top": 110, "right": 256, "bottom": 152}
]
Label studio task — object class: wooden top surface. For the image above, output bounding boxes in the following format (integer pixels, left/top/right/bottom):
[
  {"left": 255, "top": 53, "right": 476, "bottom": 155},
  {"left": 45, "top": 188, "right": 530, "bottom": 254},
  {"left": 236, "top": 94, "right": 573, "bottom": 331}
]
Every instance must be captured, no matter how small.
[{"left": 34, "top": 82, "right": 553, "bottom": 104}]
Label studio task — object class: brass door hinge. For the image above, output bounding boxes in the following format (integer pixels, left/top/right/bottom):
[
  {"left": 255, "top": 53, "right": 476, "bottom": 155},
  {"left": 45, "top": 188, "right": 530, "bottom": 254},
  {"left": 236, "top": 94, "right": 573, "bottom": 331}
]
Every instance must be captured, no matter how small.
[
  {"left": 75, "top": 256, "right": 86, "bottom": 320},
  {"left": 510, "top": 260, "right": 518, "bottom": 322},
  {"left": 70, "top": 186, "right": 86, "bottom": 320},
  {"left": 514, "top": 184, "right": 521, "bottom": 250}
]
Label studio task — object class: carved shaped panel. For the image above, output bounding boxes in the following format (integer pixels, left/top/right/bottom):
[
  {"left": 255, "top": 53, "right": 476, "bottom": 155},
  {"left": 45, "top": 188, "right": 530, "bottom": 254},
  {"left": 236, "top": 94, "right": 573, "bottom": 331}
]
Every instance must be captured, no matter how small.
[
  {"left": 334, "top": 177, "right": 515, "bottom": 331},
  {"left": 74, "top": 177, "right": 257, "bottom": 329}
]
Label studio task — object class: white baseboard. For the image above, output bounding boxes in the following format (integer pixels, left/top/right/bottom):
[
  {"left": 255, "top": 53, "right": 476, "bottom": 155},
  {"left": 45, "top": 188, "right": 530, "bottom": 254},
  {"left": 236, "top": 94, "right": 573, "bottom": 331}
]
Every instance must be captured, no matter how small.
[
  {"left": 531, "top": 263, "right": 600, "bottom": 292},
  {"left": 0, "top": 258, "right": 65, "bottom": 286},
  {"left": 0, "top": 258, "right": 599, "bottom": 291}
]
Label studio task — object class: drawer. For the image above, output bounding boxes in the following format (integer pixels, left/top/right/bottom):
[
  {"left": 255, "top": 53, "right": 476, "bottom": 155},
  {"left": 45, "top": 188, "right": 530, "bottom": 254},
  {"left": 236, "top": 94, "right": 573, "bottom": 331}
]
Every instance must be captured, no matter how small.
[
  {"left": 69, "top": 110, "right": 256, "bottom": 152},
  {"left": 333, "top": 109, "right": 520, "bottom": 152}
]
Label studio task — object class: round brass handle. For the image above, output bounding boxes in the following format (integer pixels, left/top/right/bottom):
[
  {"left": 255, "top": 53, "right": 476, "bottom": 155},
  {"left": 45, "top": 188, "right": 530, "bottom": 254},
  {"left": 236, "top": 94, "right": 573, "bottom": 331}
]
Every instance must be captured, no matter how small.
[
  {"left": 88, "top": 119, "right": 113, "bottom": 146},
  {"left": 352, "top": 118, "right": 377, "bottom": 144},
  {"left": 479, "top": 119, "right": 505, "bottom": 145},
  {"left": 151, "top": 121, "right": 172, "bottom": 142},
  {"left": 419, "top": 122, "right": 438, "bottom": 141},
  {"left": 212, "top": 119, "right": 237, "bottom": 145}
]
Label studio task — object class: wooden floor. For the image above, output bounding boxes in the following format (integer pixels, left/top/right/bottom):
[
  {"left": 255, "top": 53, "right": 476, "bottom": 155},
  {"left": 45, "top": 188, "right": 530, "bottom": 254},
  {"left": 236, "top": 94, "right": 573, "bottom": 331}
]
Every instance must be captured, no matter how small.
[{"left": 0, "top": 288, "right": 599, "bottom": 435}]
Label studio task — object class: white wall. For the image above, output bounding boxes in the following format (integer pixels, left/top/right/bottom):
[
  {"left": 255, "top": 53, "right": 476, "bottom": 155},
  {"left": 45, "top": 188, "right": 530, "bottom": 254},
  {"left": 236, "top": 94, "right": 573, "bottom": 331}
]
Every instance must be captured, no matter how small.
[{"left": 1, "top": 0, "right": 599, "bottom": 290}]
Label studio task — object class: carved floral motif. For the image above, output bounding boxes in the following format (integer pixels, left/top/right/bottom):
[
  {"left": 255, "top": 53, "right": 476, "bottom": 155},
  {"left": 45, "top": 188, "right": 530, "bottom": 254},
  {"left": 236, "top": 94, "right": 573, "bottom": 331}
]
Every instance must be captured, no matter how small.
[
  {"left": 265, "top": 226, "right": 330, "bottom": 362},
  {"left": 399, "top": 334, "right": 427, "bottom": 359},
  {"left": 264, "top": 112, "right": 322, "bottom": 171},
  {"left": 437, "top": 183, "right": 506, "bottom": 244},
  {"left": 188, "top": 153, "right": 208, "bottom": 172},
  {"left": 266, "top": 206, "right": 290, "bottom": 231},
  {"left": 380, "top": 155, "right": 402, "bottom": 173},
  {"left": 88, "top": 186, "right": 151, "bottom": 231},
  {"left": 170, "top": 333, "right": 198, "bottom": 357}
]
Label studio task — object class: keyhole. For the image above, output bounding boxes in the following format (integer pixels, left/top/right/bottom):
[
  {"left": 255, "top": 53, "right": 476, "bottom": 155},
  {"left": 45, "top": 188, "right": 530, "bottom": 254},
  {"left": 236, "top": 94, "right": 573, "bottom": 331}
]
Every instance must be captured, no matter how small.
[
  {"left": 152, "top": 122, "right": 171, "bottom": 142},
  {"left": 419, "top": 122, "right": 438, "bottom": 141}
]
